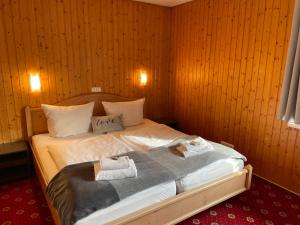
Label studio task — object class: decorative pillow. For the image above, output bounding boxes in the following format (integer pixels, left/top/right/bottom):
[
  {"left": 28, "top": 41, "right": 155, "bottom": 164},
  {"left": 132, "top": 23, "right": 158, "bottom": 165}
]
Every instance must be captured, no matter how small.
[
  {"left": 41, "top": 102, "right": 94, "bottom": 138},
  {"left": 102, "top": 98, "right": 145, "bottom": 127},
  {"left": 91, "top": 115, "right": 124, "bottom": 134}
]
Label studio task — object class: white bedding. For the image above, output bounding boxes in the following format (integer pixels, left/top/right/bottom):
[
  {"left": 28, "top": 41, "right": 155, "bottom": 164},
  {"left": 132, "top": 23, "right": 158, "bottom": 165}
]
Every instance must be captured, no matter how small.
[
  {"left": 176, "top": 158, "right": 244, "bottom": 193},
  {"left": 32, "top": 119, "right": 177, "bottom": 225},
  {"left": 32, "top": 118, "right": 246, "bottom": 224},
  {"left": 118, "top": 123, "right": 185, "bottom": 151},
  {"left": 32, "top": 119, "right": 157, "bottom": 183},
  {"left": 47, "top": 134, "right": 133, "bottom": 170},
  {"left": 115, "top": 123, "right": 245, "bottom": 193}
]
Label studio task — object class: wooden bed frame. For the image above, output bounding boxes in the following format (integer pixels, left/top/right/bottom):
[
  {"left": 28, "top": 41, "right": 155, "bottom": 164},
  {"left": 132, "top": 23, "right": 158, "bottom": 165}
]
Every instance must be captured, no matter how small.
[{"left": 25, "top": 93, "right": 253, "bottom": 225}]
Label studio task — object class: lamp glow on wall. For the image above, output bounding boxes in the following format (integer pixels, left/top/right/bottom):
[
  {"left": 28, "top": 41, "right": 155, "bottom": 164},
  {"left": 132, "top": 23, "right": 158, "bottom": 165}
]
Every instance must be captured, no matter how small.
[
  {"left": 139, "top": 71, "right": 148, "bottom": 86},
  {"left": 30, "top": 73, "right": 41, "bottom": 92}
]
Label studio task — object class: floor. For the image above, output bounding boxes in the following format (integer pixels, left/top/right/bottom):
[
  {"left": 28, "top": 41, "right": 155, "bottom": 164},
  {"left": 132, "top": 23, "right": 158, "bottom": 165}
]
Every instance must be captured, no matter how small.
[{"left": 0, "top": 176, "right": 299, "bottom": 225}]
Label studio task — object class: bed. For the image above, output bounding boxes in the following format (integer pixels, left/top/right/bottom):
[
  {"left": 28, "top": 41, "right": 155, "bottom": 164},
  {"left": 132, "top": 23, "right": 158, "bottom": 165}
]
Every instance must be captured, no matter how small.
[{"left": 25, "top": 93, "right": 252, "bottom": 225}]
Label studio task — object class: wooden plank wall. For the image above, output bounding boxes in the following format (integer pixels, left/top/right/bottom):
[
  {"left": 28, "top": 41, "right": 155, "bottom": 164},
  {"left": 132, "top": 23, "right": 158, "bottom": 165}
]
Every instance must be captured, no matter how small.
[
  {"left": 0, "top": 0, "right": 171, "bottom": 144},
  {"left": 169, "top": 0, "right": 300, "bottom": 194}
]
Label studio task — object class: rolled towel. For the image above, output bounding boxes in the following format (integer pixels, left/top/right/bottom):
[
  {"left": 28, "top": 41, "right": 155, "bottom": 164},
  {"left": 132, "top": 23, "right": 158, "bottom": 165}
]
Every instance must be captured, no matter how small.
[
  {"left": 176, "top": 137, "right": 214, "bottom": 158},
  {"left": 94, "top": 159, "right": 137, "bottom": 181},
  {"left": 100, "top": 156, "right": 130, "bottom": 170}
]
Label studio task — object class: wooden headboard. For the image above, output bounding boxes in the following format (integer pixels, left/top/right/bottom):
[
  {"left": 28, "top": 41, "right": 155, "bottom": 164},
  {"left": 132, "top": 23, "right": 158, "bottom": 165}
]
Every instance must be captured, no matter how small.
[{"left": 25, "top": 93, "right": 137, "bottom": 139}]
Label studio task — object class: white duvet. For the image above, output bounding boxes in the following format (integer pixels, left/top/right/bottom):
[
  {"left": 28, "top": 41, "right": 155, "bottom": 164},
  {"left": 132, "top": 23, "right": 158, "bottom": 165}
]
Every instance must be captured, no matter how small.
[
  {"left": 118, "top": 124, "right": 185, "bottom": 151},
  {"left": 48, "top": 134, "right": 133, "bottom": 170},
  {"left": 47, "top": 123, "right": 185, "bottom": 170}
]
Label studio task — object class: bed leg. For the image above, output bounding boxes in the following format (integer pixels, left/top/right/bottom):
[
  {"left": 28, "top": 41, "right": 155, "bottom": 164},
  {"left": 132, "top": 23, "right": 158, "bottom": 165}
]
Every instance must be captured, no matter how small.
[{"left": 245, "top": 164, "right": 253, "bottom": 190}]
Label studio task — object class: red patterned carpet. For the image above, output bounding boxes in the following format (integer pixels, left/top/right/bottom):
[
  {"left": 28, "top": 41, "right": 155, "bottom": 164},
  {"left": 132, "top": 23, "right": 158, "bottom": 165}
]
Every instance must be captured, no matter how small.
[{"left": 1, "top": 176, "right": 300, "bottom": 225}]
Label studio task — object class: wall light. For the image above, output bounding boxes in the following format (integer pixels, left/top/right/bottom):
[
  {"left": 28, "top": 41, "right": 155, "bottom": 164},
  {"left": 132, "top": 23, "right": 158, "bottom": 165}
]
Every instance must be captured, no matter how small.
[
  {"left": 140, "top": 72, "right": 148, "bottom": 86},
  {"left": 30, "top": 73, "right": 41, "bottom": 92}
]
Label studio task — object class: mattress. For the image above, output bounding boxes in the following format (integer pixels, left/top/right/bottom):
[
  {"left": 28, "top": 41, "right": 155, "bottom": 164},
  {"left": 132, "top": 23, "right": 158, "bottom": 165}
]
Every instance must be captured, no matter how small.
[{"left": 31, "top": 119, "right": 176, "bottom": 225}]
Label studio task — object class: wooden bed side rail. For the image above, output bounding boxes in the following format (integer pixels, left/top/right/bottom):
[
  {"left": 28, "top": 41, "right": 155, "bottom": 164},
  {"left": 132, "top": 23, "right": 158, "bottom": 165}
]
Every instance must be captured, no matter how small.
[
  {"left": 35, "top": 141, "right": 252, "bottom": 225},
  {"left": 106, "top": 165, "right": 253, "bottom": 225},
  {"left": 30, "top": 143, "right": 62, "bottom": 225},
  {"left": 31, "top": 134, "right": 253, "bottom": 225}
]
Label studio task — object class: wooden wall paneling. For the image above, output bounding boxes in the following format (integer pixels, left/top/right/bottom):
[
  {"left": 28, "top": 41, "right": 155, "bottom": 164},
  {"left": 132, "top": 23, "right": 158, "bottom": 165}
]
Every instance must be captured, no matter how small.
[
  {"left": 292, "top": 133, "right": 300, "bottom": 193},
  {"left": 10, "top": 0, "right": 26, "bottom": 111},
  {"left": 200, "top": 0, "right": 211, "bottom": 137},
  {"left": 188, "top": 2, "right": 202, "bottom": 132},
  {"left": 182, "top": 3, "right": 191, "bottom": 132},
  {"left": 256, "top": 0, "right": 284, "bottom": 174},
  {"left": 215, "top": 0, "right": 235, "bottom": 142},
  {"left": 250, "top": 0, "right": 275, "bottom": 172},
  {"left": 0, "top": 65, "right": 11, "bottom": 143},
  {"left": 0, "top": 68, "right": 6, "bottom": 143},
  {"left": 222, "top": 0, "right": 240, "bottom": 143},
  {"left": 173, "top": 5, "right": 183, "bottom": 128},
  {"left": 34, "top": 0, "right": 49, "bottom": 103},
  {"left": 193, "top": 0, "right": 206, "bottom": 136},
  {"left": 82, "top": 0, "right": 92, "bottom": 94},
  {"left": 193, "top": 1, "right": 208, "bottom": 134},
  {"left": 5, "top": 0, "right": 25, "bottom": 139},
  {"left": 209, "top": 0, "right": 226, "bottom": 140},
  {"left": 26, "top": 0, "right": 41, "bottom": 107},
  {"left": 236, "top": 0, "right": 260, "bottom": 154},
  {"left": 208, "top": 0, "right": 223, "bottom": 140},
  {"left": 209, "top": 0, "right": 222, "bottom": 139},
  {"left": 72, "top": 0, "right": 83, "bottom": 95},
  {"left": 109, "top": 0, "right": 115, "bottom": 95},
  {"left": 128, "top": 2, "right": 136, "bottom": 99},
  {"left": 0, "top": 1, "right": 19, "bottom": 142},
  {"left": 208, "top": 0, "right": 223, "bottom": 139},
  {"left": 189, "top": 0, "right": 200, "bottom": 134},
  {"left": 225, "top": 0, "right": 246, "bottom": 144},
  {"left": 243, "top": 0, "right": 266, "bottom": 162},
  {"left": 121, "top": 1, "right": 129, "bottom": 98},
  {"left": 271, "top": 1, "right": 300, "bottom": 190},
  {"left": 178, "top": 4, "right": 187, "bottom": 129},
  {"left": 170, "top": 0, "right": 298, "bottom": 194},
  {"left": 41, "top": 0, "right": 57, "bottom": 104},
  {"left": 8, "top": 0, "right": 26, "bottom": 140},
  {"left": 56, "top": 0, "right": 68, "bottom": 100},
  {"left": 0, "top": 0, "right": 171, "bottom": 143},
  {"left": 115, "top": 0, "right": 122, "bottom": 97},
  {"left": 148, "top": 4, "right": 156, "bottom": 115},
  {"left": 185, "top": 2, "right": 193, "bottom": 131},
  {"left": 48, "top": 0, "right": 63, "bottom": 102},
  {"left": 233, "top": 0, "right": 253, "bottom": 147},
  {"left": 190, "top": 1, "right": 201, "bottom": 133}
]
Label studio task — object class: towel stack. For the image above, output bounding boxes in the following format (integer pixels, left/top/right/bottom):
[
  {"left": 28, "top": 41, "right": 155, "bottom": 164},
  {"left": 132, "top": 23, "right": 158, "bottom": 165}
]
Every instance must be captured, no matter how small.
[
  {"left": 176, "top": 137, "right": 214, "bottom": 158},
  {"left": 94, "top": 156, "right": 137, "bottom": 181}
]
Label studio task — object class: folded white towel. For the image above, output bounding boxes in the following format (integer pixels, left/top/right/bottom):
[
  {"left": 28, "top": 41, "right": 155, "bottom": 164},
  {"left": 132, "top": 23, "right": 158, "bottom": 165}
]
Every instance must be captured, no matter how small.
[
  {"left": 94, "top": 159, "right": 137, "bottom": 181},
  {"left": 176, "top": 137, "right": 214, "bottom": 158},
  {"left": 100, "top": 156, "right": 130, "bottom": 170}
]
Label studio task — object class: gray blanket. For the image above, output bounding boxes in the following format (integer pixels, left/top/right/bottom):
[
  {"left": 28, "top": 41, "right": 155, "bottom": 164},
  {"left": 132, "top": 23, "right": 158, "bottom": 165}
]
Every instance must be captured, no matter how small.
[{"left": 46, "top": 138, "right": 246, "bottom": 225}]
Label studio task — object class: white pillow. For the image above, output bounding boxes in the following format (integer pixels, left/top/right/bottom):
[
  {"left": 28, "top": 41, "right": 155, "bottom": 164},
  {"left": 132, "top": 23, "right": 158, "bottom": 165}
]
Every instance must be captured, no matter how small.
[
  {"left": 102, "top": 98, "right": 145, "bottom": 127},
  {"left": 41, "top": 102, "right": 94, "bottom": 138}
]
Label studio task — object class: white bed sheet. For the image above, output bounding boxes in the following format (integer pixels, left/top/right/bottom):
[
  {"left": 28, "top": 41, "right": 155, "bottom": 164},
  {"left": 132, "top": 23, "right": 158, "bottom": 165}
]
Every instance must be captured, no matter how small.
[{"left": 32, "top": 119, "right": 176, "bottom": 225}]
